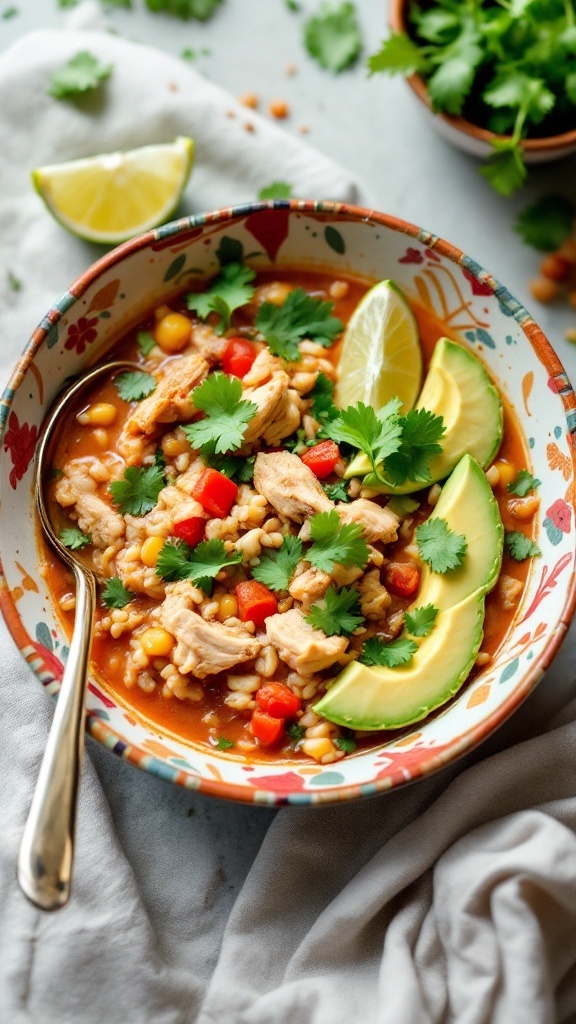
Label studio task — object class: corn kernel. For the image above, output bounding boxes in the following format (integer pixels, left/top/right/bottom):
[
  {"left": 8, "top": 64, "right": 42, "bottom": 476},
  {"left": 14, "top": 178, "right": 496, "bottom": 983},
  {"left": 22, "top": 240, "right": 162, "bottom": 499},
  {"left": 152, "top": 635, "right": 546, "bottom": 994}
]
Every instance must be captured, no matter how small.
[
  {"left": 218, "top": 594, "right": 239, "bottom": 622},
  {"left": 140, "top": 627, "right": 175, "bottom": 657},
  {"left": 302, "top": 738, "right": 335, "bottom": 761},
  {"left": 76, "top": 402, "right": 118, "bottom": 427},
  {"left": 493, "top": 460, "right": 516, "bottom": 488},
  {"left": 154, "top": 312, "right": 192, "bottom": 353},
  {"left": 509, "top": 495, "right": 540, "bottom": 521},
  {"left": 141, "top": 535, "right": 165, "bottom": 568}
]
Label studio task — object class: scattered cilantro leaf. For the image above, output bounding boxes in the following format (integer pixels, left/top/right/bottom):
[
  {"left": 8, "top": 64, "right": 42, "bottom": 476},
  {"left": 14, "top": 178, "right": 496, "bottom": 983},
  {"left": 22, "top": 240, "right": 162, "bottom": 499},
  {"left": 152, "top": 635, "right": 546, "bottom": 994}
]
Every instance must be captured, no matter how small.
[
  {"left": 51, "top": 467, "right": 64, "bottom": 480},
  {"left": 310, "top": 371, "right": 339, "bottom": 427},
  {"left": 480, "top": 140, "right": 527, "bottom": 198},
  {"left": 154, "top": 447, "right": 167, "bottom": 472},
  {"left": 305, "top": 585, "right": 364, "bottom": 636},
  {"left": 359, "top": 635, "right": 418, "bottom": 668},
  {"left": 114, "top": 371, "right": 157, "bottom": 402},
  {"left": 216, "top": 737, "right": 234, "bottom": 750},
  {"left": 415, "top": 517, "right": 467, "bottom": 573},
  {"left": 368, "top": 31, "right": 429, "bottom": 76},
  {"left": 334, "top": 735, "right": 356, "bottom": 753},
  {"left": 183, "top": 372, "right": 258, "bottom": 455},
  {"left": 251, "top": 535, "right": 302, "bottom": 591},
  {"left": 515, "top": 195, "right": 575, "bottom": 252},
  {"left": 136, "top": 330, "right": 156, "bottom": 356},
  {"left": 258, "top": 182, "right": 293, "bottom": 200},
  {"left": 110, "top": 464, "right": 165, "bottom": 516},
  {"left": 48, "top": 51, "right": 113, "bottom": 100},
  {"left": 304, "top": 2, "right": 362, "bottom": 73},
  {"left": 144, "top": 0, "right": 222, "bottom": 19},
  {"left": 505, "top": 531, "right": 541, "bottom": 561},
  {"left": 307, "top": 509, "right": 368, "bottom": 573},
  {"left": 323, "top": 480, "right": 350, "bottom": 502},
  {"left": 7, "top": 271, "right": 21, "bottom": 292},
  {"left": 404, "top": 603, "right": 438, "bottom": 638},
  {"left": 101, "top": 577, "right": 133, "bottom": 609},
  {"left": 383, "top": 407, "right": 445, "bottom": 486},
  {"left": 156, "top": 537, "right": 242, "bottom": 592},
  {"left": 2, "top": 6, "right": 18, "bottom": 17},
  {"left": 507, "top": 470, "right": 541, "bottom": 497},
  {"left": 186, "top": 262, "right": 255, "bottom": 335},
  {"left": 60, "top": 526, "right": 91, "bottom": 550},
  {"left": 286, "top": 722, "right": 305, "bottom": 742},
  {"left": 255, "top": 288, "right": 343, "bottom": 361}
]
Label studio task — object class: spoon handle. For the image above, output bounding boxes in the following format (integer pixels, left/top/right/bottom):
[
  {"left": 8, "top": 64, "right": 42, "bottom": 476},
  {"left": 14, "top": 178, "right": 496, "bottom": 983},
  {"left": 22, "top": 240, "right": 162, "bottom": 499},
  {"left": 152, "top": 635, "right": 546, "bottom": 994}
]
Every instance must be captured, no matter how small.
[{"left": 17, "top": 562, "right": 96, "bottom": 910}]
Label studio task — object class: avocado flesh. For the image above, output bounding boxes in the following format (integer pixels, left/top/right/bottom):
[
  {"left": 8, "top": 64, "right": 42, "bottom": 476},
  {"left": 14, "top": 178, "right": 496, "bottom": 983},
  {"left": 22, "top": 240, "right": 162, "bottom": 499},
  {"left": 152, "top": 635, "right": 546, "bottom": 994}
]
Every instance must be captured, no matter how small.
[
  {"left": 343, "top": 338, "right": 503, "bottom": 494},
  {"left": 313, "top": 454, "right": 504, "bottom": 731}
]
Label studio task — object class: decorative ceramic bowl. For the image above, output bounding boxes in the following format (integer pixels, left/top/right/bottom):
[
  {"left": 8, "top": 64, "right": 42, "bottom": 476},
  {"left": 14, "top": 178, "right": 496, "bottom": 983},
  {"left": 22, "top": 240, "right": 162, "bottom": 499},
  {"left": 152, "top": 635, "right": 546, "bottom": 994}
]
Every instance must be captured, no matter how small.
[
  {"left": 388, "top": 0, "right": 576, "bottom": 164},
  {"left": 1, "top": 200, "right": 575, "bottom": 806}
]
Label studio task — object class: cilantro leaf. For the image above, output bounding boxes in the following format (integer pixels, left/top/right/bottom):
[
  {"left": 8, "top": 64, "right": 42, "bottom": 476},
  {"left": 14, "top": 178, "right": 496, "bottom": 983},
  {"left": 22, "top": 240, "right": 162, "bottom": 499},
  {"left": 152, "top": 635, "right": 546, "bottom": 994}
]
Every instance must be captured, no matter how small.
[
  {"left": 216, "top": 737, "right": 234, "bottom": 750},
  {"left": 368, "top": 31, "right": 430, "bottom": 76},
  {"left": 326, "top": 400, "right": 403, "bottom": 477},
  {"left": 101, "top": 577, "right": 134, "bottom": 609},
  {"left": 507, "top": 470, "right": 541, "bottom": 497},
  {"left": 404, "top": 603, "right": 438, "bottom": 638},
  {"left": 415, "top": 517, "right": 467, "bottom": 573},
  {"left": 183, "top": 372, "right": 258, "bottom": 455},
  {"left": 144, "top": 0, "right": 222, "bottom": 19},
  {"left": 48, "top": 51, "right": 113, "bottom": 99},
  {"left": 323, "top": 480, "right": 350, "bottom": 502},
  {"left": 383, "top": 408, "right": 445, "bottom": 486},
  {"left": 427, "top": 39, "right": 481, "bottom": 115},
  {"left": 60, "top": 526, "right": 91, "bottom": 550},
  {"left": 304, "top": 1, "right": 362, "bottom": 73},
  {"left": 515, "top": 194, "right": 575, "bottom": 252},
  {"left": 480, "top": 139, "right": 527, "bottom": 198},
  {"left": 136, "top": 330, "right": 157, "bottom": 356},
  {"left": 504, "top": 531, "right": 541, "bottom": 561},
  {"left": 334, "top": 735, "right": 357, "bottom": 753},
  {"left": 307, "top": 509, "right": 368, "bottom": 573},
  {"left": 114, "top": 371, "right": 157, "bottom": 403},
  {"left": 156, "top": 537, "right": 242, "bottom": 592},
  {"left": 310, "top": 371, "right": 339, "bottom": 427},
  {"left": 109, "top": 464, "right": 165, "bottom": 516},
  {"left": 186, "top": 263, "right": 256, "bottom": 335},
  {"left": 286, "top": 722, "right": 305, "bottom": 742},
  {"left": 258, "top": 182, "right": 293, "bottom": 200},
  {"left": 7, "top": 271, "right": 21, "bottom": 292},
  {"left": 359, "top": 635, "right": 418, "bottom": 668},
  {"left": 251, "top": 535, "right": 302, "bottom": 591},
  {"left": 255, "top": 288, "right": 343, "bottom": 361},
  {"left": 305, "top": 585, "right": 364, "bottom": 636}
]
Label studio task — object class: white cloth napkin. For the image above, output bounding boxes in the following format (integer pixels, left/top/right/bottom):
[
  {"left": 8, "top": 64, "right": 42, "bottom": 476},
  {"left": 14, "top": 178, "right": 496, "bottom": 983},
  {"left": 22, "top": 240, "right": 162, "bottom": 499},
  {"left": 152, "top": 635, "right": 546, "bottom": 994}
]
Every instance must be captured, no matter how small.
[{"left": 0, "top": 16, "right": 575, "bottom": 1024}]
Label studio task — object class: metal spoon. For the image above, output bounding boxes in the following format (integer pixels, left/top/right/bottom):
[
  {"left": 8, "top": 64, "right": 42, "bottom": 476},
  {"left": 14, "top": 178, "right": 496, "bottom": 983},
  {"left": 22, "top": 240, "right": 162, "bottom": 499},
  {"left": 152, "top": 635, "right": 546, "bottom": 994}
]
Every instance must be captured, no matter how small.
[{"left": 18, "top": 360, "right": 141, "bottom": 910}]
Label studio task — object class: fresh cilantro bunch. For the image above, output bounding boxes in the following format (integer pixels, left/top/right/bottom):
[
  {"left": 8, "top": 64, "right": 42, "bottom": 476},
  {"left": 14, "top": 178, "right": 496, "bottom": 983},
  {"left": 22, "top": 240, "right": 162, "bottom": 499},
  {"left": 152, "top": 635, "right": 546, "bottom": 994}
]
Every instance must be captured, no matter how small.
[
  {"left": 368, "top": 1, "right": 576, "bottom": 196},
  {"left": 183, "top": 373, "right": 258, "bottom": 455},
  {"left": 186, "top": 263, "right": 256, "bottom": 335},
  {"left": 255, "top": 289, "right": 343, "bottom": 361}
]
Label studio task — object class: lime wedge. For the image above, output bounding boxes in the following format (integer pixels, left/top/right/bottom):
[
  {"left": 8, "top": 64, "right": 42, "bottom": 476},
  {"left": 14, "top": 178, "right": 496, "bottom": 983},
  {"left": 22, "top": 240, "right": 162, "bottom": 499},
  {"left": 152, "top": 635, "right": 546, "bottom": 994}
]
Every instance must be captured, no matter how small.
[
  {"left": 335, "top": 279, "right": 422, "bottom": 413},
  {"left": 31, "top": 136, "right": 194, "bottom": 244}
]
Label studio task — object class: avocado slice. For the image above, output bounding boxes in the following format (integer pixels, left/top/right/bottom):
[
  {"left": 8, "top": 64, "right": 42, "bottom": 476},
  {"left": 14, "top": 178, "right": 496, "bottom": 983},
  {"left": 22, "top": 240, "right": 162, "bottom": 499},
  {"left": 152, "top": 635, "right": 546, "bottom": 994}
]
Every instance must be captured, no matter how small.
[
  {"left": 313, "top": 454, "right": 504, "bottom": 731},
  {"left": 344, "top": 338, "right": 503, "bottom": 494}
]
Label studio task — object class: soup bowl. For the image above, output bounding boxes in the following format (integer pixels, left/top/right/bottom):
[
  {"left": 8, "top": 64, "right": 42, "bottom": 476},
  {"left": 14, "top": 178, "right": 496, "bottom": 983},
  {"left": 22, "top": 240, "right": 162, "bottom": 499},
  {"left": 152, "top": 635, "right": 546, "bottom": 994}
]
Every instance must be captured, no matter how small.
[{"left": 1, "top": 200, "right": 575, "bottom": 806}]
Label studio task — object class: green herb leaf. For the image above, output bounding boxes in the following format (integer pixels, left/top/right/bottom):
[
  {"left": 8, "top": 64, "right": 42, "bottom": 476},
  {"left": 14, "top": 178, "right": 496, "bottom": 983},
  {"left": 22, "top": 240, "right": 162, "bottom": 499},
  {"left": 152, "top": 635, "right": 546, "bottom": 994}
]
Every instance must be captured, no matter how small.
[
  {"left": 48, "top": 50, "right": 113, "bottom": 99},
  {"left": 136, "top": 330, "right": 157, "bottom": 356},
  {"left": 186, "top": 262, "right": 255, "bottom": 335},
  {"left": 144, "top": 0, "right": 222, "bottom": 19},
  {"left": 110, "top": 464, "right": 165, "bottom": 516},
  {"left": 7, "top": 270, "right": 21, "bottom": 292},
  {"left": 515, "top": 194, "right": 575, "bottom": 252},
  {"left": 334, "top": 735, "right": 357, "bottom": 753},
  {"left": 156, "top": 537, "right": 242, "bottom": 592},
  {"left": 323, "top": 480, "right": 350, "bottom": 502},
  {"left": 368, "top": 31, "right": 430, "bottom": 76},
  {"left": 305, "top": 585, "right": 364, "bottom": 636},
  {"left": 359, "top": 635, "right": 418, "bottom": 668},
  {"left": 415, "top": 517, "right": 467, "bottom": 573},
  {"left": 101, "top": 577, "right": 134, "bottom": 609},
  {"left": 507, "top": 469, "right": 541, "bottom": 497},
  {"left": 258, "top": 181, "right": 293, "bottom": 200},
  {"left": 386, "top": 495, "right": 420, "bottom": 517},
  {"left": 183, "top": 372, "right": 258, "bottom": 455},
  {"left": 307, "top": 509, "right": 368, "bottom": 573},
  {"left": 383, "top": 407, "right": 445, "bottom": 486},
  {"left": 286, "top": 721, "right": 305, "bottom": 742},
  {"left": 285, "top": 0, "right": 300, "bottom": 11},
  {"left": 114, "top": 371, "right": 157, "bottom": 402},
  {"left": 255, "top": 288, "right": 343, "bottom": 361},
  {"left": 480, "top": 140, "right": 527, "bottom": 198},
  {"left": 304, "top": 1, "right": 362, "bottom": 73},
  {"left": 310, "top": 371, "right": 339, "bottom": 427},
  {"left": 326, "top": 399, "right": 403, "bottom": 477},
  {"left": 216, "top": 737, "right": 234, "bottom": 750},
  {"left": 60, "top": 526, "right": 92, "bottom": 550},
  {"left": 251, "top": 535, "right": 303, "bottom": 591},
  {"left": 404, "top": 603, "right": 438, "bottom": 637},
  {"left": 504, "top": 531, "right": 541, "bottom": 561}
]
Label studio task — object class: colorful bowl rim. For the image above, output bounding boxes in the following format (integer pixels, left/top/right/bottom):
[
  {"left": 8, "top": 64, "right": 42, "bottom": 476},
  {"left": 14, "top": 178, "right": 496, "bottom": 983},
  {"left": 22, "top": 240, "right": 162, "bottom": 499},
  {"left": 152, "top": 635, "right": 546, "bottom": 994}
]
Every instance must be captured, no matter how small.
[
  {"left": 2, "top": 197, "right": 576, "bottom": 807},
  {"left": 388, "top": 0, "right": 576, "bottom": 154}
]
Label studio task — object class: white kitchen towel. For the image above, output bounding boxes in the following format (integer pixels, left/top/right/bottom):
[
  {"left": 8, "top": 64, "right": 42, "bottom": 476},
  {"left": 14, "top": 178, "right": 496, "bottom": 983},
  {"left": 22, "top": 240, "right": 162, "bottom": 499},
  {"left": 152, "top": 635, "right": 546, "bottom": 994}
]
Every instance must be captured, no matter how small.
[{"left": 0, "top": 14, "right": 575, "bottom": 1024}]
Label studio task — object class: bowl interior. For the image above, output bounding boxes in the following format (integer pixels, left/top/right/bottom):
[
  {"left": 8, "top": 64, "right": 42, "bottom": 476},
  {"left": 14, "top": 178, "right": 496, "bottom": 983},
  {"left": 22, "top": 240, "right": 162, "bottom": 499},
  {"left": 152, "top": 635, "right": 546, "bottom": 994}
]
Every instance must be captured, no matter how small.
[{"left": 1, "top": 200, "right": 575, "bottom": 805}]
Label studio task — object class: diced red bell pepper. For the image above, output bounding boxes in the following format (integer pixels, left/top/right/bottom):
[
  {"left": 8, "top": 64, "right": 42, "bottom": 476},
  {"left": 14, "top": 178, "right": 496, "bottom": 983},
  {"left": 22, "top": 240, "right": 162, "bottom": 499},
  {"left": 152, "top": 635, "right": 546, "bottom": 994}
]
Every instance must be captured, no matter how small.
[
  {"left": 192, "top": 467, "right": 238, "bottom": 518},
  {"left": 249, "top": 709, "right": 285, "bottom": 746},
  {"left": 173, "top": 516, "right": 205, "bottom": 547},
  {"left": 235, "top": 580, "right": 278, "bottom": 628},
  {"left": 300, "top": 439, "right": 340, "bottom": 480},
  {"left": 256, "top": 682, "right": 301, "bottom": 719},
  {"left": 384, "top": 560, "right": 421, "bottom": 598},
  {"left": 222, "top": 337, "right": 257, "bottom": 378}
]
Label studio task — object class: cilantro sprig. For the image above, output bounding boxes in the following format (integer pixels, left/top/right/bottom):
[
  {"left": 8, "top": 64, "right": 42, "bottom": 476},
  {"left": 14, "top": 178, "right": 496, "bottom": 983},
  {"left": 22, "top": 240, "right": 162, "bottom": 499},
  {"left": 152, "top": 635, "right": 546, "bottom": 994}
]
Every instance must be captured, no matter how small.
[
  {"left": 156, "top": 537, "right": 241, "bottom": 593},
  {"left": 303, "top": 1, "right": 363, "bottom": 73},
  {"left": 404, "top": 603, "right": 438, "bottom": 638},
  {"left": 110, "top": 464, "right": 165, "bottom": 517},
  {"left": 305, "top": 585, "right": 364, "bottom": 636},
  {"left": 183, "top": 372, "right": 258, "bottom": 455},
  {"left": 307, "top": 509, "right": 368, "bottom": 573},
  {"left": 310, "top": 371, "right": 339, "bottom": 428},
  {"left": 101, "top": 577, "right": 134, "bottom": 609},
  {"left": 48, "top": 51, "right": 113, "bottom": 99},
  {"left": 359, "top": 635, "right": 418, "bottom": 668},
  {"left": 114, "top": 371, "right": 157, "bottom": 402},
  {"left": 144, "top": 0, "right": 223, "bottom": 20},
  {"left": 415, "top": 517, "right": 467, "bottom": 574},
  {"left": 255, "top": 289, "right": 343, "bottom": 361},
  {"left": 504, "top": 531, "right": 541, "bottom": 562},
  {"left": 186, "top": 263, "right": 256, "bottom": 335},
  {"left": 60, "top": 526, "right": 92, "bottom": 550},
  {"left": 251, "top": 535, "right": 302, "bottom": 591},
  {"left": 507, "top": 470, "right": 541, "bottom": 497}
]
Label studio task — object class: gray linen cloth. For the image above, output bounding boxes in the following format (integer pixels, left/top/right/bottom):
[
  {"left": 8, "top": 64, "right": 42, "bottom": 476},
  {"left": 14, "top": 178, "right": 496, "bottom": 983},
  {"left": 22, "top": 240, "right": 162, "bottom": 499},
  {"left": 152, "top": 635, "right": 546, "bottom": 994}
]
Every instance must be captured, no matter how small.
[{"left": 0, "top": 20, "right": 575, "bottom": 1024}]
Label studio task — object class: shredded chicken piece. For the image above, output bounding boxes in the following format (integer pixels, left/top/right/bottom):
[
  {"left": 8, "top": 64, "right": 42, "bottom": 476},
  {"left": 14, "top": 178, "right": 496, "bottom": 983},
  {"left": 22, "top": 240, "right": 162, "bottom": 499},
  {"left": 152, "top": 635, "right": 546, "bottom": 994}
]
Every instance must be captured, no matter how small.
[
  {"left": 241, "top": 348, "right": 284, "bottom": 387},
  {"left": 190, "top": 323, "right": 229, "bottom": 363},
  {"left": 496, "top": 574, "right": 523, "bottom": 611},
  {"left": 336, "top": 498, "right": 399, "bottom": 545},
  {"left": 117, "top": 353, "right": 208, "bottom": 464},
  {"left": 253, "top": 451, "right": 332, "bottom": 523},
  {"left": 158, "top": 581, "right": 261, "bottom": 678},
  {"left": 265, "top": 608, "right": 348, "bottom": 675},
  {"left": 242, "top": 371, "right": 301, "bottom": 446},
  {"left": 288, "top": 566, "right": 331, "bottom": 610},
  {"left": 54, "top": 458, "right": 125, "bottom": 550},
  {"left": 358, "top": 569, "right": 391, "bottom": 621}
]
